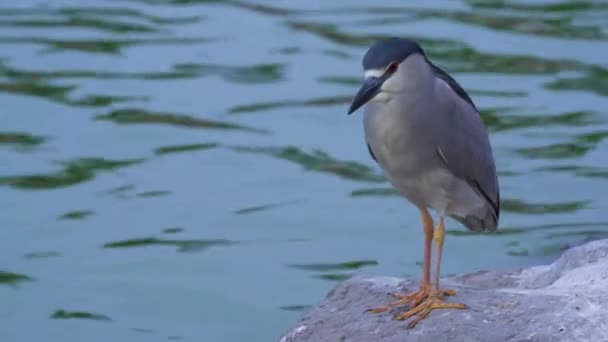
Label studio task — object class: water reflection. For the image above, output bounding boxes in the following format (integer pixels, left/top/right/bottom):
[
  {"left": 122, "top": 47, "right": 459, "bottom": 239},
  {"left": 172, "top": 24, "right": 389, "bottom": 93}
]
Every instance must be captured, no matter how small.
[
  {"left": 235, "top": 200, "right": 301, "bottom": 215},
  {"left": 155, "top": 143, "right": 219, "bottom": 156},
  {"left": 58, "top": 210, "right": 95, "bottom": 220},
  {"left": 103, "top": 237, "right": 238, "bottom": 253},
  {"left": 0, "top": 61, "right": 285, "bottom": 83},
  {"left": 231, "top": 146, "right": 384, "bottom": 182},
  {"left": 136, "top": 191, "right": 171, "bottom": 198},
  {"left": 481, "top": 109, "right": 600, "bottom": 132},
  {"left": 286, "top": 19, "right": 586, "bottom": 74},
  {"left": 350, "top": 187, "right": 398, "bottom": 197},
  {"left": 289, "top": 260, "right": 379, "bottom": 282},
  {"left": 0, "top": 270, "right": 33, "bottom": 287},
  {"left": 0, "top": 36, "right": 209, "bottom": 54},
  {"left": 229, "top": 95, "right": 352, "bottom": 114},
  {"left": 0, "top": 158, "right": 144, "bottom": 190},
  {"left": 447, "top": 221, "right": 608, "bottom": 238},
  {"left": 51, "top": 309, "right": 111, "bottom": 322},
  {"left": 547, "top": 67, "right": 608, "bottom": 96},
  {"left": 0, "top": 16, "right": 159, "bottom": 33},
  {"left": 0, "top": 1, "right": 607, "bottom": 342},
  {"left": 0, "top": 6, "right": 202, "bottom": 27},
  {"left": 516, "top": 130, "right": 608, "bottom": 159},
  {"left": 501, "top": 198, "right": 590, "bottom": 214},
  {"left": 96, "top": 109, "right": 268, "bottom": 133},
  {"left": 103, "top": 184, "right": 136, "bottom": 199},
  {"left": 279, "top": 305, "right": 312, "bottom": 312},
  {"left": 161, "top": 227, "right": 184, "bottom": 234},
  {"left": 0, "top": 79, "right": 140, "bottom": 107},
  {"left": 349, "top": 5, "right": 608, "bottom": 40},
  {"left": 0, "top": 132, "right": 45, "bottom": 147},
  {"left": 288, "top": 260, "right": 379, "bottom": 271},
  {"left": 536, "top": 165, "right": 608, "bottom": 179},
  {"left": 24, "top": 251, "right": 61, "bottom": 259},
  {"left": 467, "top": 1, "right": 608, "bottom": 12},
  {"left": 313, "top": 274, "right": 352, "bottom": 282}
]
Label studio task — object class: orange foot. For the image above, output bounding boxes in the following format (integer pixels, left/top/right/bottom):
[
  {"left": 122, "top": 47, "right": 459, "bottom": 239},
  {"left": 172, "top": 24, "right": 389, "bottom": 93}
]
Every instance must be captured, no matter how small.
[
  {"left": 394, "top": 290, "right": 467, "bottom": 329},
  {"left": 367, "top": 285, "right": 431, "bottom": 314},
  {"left": 367, "top": 286, "right": 466, "bottom": 329}
]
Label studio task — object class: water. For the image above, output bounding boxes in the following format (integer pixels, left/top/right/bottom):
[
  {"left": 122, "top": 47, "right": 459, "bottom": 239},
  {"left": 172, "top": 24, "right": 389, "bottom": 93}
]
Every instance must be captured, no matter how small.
[{"left": 1, "top": 1, "right": 607, "bottom": 341}]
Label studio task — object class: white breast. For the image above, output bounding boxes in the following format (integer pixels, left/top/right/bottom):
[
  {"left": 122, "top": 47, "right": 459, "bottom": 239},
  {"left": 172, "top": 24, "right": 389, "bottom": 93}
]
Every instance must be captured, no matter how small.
[{"left": 362, "top": 92, "right": 485, "bottom": 215}]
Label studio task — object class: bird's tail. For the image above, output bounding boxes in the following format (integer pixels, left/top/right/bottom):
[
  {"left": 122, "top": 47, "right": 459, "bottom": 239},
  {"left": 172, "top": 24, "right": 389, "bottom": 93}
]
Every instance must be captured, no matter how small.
[{"left": 449, "top": 205, "right": 498, "bottom": 232}]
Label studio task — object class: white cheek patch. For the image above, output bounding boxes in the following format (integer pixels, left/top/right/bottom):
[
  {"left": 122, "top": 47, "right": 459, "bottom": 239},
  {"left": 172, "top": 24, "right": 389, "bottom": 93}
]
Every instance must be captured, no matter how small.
[
  {"left": 362, "top": 68, "right": 399, "bottom": 102},
  {"left": 364, "top": 69, "right": 384, "bottom": 79}
]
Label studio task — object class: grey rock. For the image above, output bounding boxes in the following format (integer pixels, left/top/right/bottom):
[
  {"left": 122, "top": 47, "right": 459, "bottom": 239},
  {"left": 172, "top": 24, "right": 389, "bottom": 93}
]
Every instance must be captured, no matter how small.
[{"left": 280, "top": 239, "right": 608, "bottom": 342}]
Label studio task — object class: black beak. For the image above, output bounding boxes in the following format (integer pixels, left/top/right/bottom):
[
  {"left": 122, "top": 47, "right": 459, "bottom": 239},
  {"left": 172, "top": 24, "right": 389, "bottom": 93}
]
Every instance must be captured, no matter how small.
[{"left": 348, "top": 76, "right": 384, "bottom": 115}]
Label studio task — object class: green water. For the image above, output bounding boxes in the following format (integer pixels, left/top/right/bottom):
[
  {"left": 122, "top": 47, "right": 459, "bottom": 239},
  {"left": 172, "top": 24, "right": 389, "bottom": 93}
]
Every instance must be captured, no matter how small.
[{"left": 1, "top": 1, "right": 607, "bottom": 341}]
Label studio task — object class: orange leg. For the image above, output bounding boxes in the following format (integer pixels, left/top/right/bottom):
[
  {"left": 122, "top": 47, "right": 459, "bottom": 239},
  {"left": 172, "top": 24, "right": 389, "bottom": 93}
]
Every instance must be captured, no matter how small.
[
  {"left": 395, "top": 215, "right": 466, "bottom": 328},
  {"left": 421, "top": 207, "right": 433, "bottom": 289},
  {"left": 367, "top": 207, "right": 434, "bottom": 314}
]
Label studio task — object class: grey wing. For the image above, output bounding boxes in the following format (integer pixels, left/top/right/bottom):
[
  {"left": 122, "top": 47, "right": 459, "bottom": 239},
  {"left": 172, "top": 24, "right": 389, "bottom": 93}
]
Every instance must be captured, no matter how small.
[{"left": 433, "top": 76, "right": 500, "bottom": 229}]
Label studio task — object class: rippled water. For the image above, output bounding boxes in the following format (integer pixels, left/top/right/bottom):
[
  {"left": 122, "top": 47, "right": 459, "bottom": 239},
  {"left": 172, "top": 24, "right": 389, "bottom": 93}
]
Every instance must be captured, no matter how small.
[{"left": 1, "top": 1, "right": 607, "bottom": 341}]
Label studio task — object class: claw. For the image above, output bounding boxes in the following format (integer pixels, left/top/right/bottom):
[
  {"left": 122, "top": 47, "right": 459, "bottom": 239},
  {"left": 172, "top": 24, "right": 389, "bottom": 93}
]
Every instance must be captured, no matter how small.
[
  {"left": 366, "top": 285, "right": 431, "bottom": 314},
  {"left": 394, "top": 292, "right": 467, "bottom": 329},
  {"left": 368, "top": 287, "right": 466, "bottom": 329}
]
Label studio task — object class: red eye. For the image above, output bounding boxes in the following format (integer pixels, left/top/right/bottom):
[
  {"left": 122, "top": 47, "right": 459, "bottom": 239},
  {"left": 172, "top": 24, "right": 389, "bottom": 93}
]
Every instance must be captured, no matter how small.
[{"left": 386, "top": 61, "right": 398, "bottom": 74}]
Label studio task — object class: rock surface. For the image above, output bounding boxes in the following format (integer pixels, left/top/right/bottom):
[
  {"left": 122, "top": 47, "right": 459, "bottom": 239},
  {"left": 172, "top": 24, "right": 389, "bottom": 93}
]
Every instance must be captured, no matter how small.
[{"left": 280, "top": 239, "right": 608, "bottom": 342}]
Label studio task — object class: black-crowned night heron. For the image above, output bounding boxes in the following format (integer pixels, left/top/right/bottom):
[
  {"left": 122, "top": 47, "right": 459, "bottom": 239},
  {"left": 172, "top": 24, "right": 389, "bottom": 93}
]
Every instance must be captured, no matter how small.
[{"left": 348, "top": 37, "right": 500, "bottom": 328}]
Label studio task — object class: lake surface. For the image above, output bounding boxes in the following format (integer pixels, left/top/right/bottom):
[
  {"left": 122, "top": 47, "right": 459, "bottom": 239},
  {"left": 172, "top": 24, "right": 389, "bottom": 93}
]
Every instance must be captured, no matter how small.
[{"left": 1, "top": 1, "right": 607, "bottom": 341}]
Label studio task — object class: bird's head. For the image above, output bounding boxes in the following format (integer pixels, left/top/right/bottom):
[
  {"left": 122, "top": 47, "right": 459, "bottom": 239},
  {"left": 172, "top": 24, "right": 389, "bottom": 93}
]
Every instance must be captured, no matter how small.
[{"left": 348, "top": 37, "right": 425, "bottom": 114}]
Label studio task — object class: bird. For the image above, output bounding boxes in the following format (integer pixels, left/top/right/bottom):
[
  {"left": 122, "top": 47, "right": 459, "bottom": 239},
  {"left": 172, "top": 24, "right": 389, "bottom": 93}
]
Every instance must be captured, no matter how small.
[{"left": 347, "top": 37, "right": 500, "bottom": 329}]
